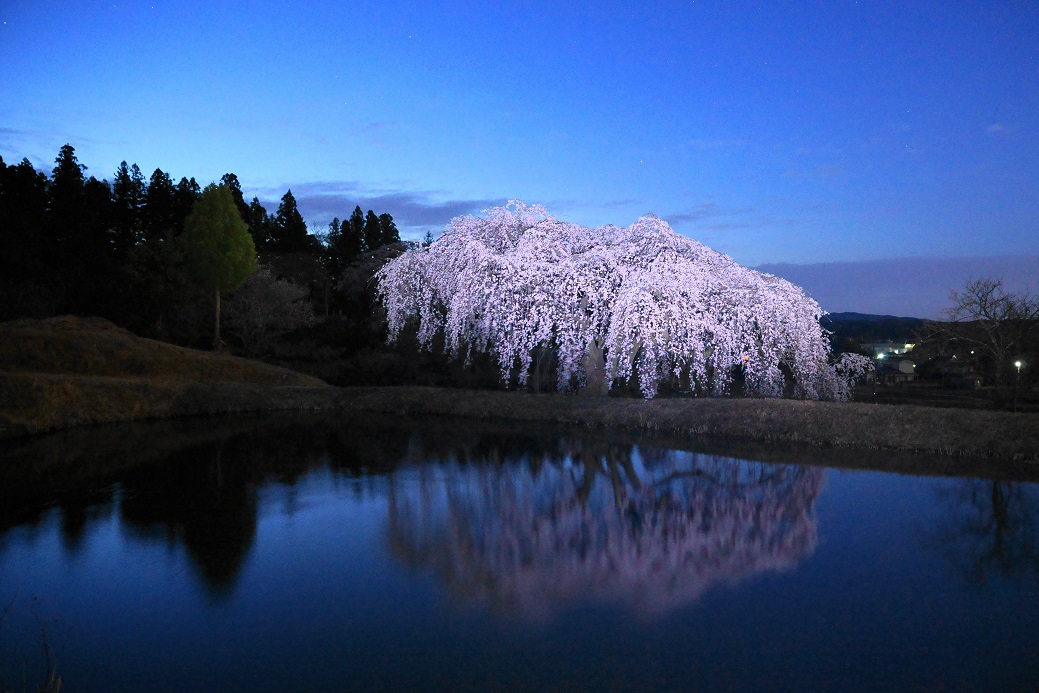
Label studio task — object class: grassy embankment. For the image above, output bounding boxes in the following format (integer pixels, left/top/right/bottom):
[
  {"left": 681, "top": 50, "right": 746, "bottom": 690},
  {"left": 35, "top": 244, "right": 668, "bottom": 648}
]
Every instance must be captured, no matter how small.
[
  {"left": 2, "top": 316, "right": 1038, "bottom": 463},
  {"left": 0, "top": 316, "right": 337, "bottom": 439}
]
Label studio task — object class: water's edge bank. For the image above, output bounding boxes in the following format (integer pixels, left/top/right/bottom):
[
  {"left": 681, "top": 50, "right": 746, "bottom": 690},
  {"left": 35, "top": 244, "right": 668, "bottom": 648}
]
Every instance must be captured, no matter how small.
[{"left": 3, "top": 376, "right": 1037, "bottom": 464}]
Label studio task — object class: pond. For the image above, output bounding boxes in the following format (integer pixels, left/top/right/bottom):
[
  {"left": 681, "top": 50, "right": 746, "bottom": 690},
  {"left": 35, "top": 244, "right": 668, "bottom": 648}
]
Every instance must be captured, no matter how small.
[{"left": 1, "top": 413, "right": 1037, "bottom": 692}]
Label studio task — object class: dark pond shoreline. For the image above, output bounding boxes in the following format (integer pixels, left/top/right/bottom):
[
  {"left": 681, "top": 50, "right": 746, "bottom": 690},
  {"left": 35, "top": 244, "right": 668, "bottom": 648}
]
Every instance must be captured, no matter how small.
[{"left": 3, "top": 409, "right": 1038, "bottom": 520}]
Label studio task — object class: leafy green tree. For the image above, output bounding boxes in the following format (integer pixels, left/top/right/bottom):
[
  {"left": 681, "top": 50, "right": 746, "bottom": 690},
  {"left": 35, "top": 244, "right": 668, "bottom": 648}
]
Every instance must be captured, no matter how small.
[
  {"left": 363, "top": 209, "right": 382, "bottom": 251},
  {"left": 179, "top": 183, "right": 256, "bottom": 349}
]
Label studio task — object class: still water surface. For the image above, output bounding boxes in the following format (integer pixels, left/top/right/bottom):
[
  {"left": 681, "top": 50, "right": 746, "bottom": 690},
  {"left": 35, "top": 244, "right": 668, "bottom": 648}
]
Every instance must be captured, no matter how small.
[{"left": 1, "top": 414, "right": 1037, "bottom": 691}]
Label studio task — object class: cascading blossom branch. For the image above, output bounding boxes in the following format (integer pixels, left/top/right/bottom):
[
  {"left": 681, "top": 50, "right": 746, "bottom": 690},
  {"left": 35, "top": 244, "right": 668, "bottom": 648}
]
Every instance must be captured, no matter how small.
[{"left": 375, "top": 201, "right": 871, "bottom": 399}]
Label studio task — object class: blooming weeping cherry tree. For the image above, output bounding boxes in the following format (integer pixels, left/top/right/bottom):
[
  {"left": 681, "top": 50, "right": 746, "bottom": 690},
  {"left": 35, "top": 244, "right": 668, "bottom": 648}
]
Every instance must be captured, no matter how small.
[{"left": 376, "top": 202, "right": 871, "bottom": 399}]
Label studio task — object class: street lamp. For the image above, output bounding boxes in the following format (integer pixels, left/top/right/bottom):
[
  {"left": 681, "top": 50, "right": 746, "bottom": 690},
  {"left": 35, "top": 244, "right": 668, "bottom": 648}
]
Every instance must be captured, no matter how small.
[{"left": 1013, "top": 360, "right": 1024, "bottom": 412}]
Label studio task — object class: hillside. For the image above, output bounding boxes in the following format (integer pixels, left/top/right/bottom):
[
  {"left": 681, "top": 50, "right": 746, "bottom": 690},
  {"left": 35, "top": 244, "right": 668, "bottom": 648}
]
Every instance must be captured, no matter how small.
[
  {"left": 0, "top": 316, "right": 336, "bottom": 438},
  {"left": 822, "top": 312, "right": 927, "bottom": 346}
]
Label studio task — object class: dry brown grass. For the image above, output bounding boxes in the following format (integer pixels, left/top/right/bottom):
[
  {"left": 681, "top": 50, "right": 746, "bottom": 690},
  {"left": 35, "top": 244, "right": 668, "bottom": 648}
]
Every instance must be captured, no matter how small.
[
  {"left": 0, "top": 316, "right": 325, "bottom": 385},
  {"left": 0, "top": 316, "right": 333, "bottom": 438},
  {"left": 3, "top": 316, "right": 1037, "bottom": 465},
  {"left": 333, "top": 386, "right": 1039, "bottom": 463}
]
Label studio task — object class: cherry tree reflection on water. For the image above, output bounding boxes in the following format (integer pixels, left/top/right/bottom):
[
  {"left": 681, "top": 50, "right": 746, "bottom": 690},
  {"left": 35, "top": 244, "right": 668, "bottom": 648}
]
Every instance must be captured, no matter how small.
[{"left": 388, "top": 442, "right": 822, "bottom": 621}]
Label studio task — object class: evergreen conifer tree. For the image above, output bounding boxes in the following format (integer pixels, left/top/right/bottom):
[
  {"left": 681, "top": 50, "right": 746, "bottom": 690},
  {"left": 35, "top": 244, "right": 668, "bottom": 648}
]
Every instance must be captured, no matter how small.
[
  {"left": 220, "top": 173, "right": 252, "bottom": 234},
  {"left": 273, "top": 189, "right": 311, "bottom": 253},
  {"left": 174, "top": 177, "right": 201, "bottom": 229},
  {"left": 248, "top": 197, "right": 275, "bottom": 250},
  {"left": 363, "top": 209, "right": 382, "bottom": 251},
  {"left": 348, "top": 205, "right": 365, "bottom": 251},
  {"left": 112, "top": 161, "right": 147, "bottom": 250},
  {"left": 378, "top": 213, "right": 400, "bottom": 246},
  {"left": 144, "top": 168, "right": 178, "bottom": 242}
]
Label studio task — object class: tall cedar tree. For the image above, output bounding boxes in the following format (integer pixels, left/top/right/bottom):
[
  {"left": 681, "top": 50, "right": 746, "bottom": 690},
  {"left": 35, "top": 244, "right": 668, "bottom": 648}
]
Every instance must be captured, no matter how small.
[
  {"left": 325, "top": 214, "right": 363, "bottom": 274},
  {"left": 324, "top": 217, "right": 345, "bottom": 276},
  {"left": 175, "top": 177, "right": 201, "bottom": 223},
  {"left": 144, "top": 169, "right": 178, "bottom": 242},
  {"left": 180, "top": 183, "right": 256, "bottom": 349},
  {"left": 363, "top": 210, "right": 382, "bottom": 252},
  {"left": 48, "top": 145, "right": 87, "bottom": 277},
  {"left": 0, "top": 156, "right": 52, "bottom": 318},
  {"left": 378, "top": 213, "right": 400, "bottom": 246},
  {"left": 112, "top": 161, "right": 147, "bottom": 253},
  {"left": 220, "top": 173, "right": 252, "bottom": 236},
  {"left": 248, "top": 197, "right": 275, "bottom": 250},
  {"left": 348, "top": 206, "right": 365, "bottom": 251},
  {"left": 49, "top": 145, "right": 117, "bottom": 314},
  {"left": 273, "top": 189, "right": 312, "bottom": 253}
]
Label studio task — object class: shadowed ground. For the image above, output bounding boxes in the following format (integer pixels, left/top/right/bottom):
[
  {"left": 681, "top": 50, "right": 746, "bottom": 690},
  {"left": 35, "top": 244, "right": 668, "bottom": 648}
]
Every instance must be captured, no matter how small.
[{"left": 2, "top": 317, "right": 1037, "bottom": 465}]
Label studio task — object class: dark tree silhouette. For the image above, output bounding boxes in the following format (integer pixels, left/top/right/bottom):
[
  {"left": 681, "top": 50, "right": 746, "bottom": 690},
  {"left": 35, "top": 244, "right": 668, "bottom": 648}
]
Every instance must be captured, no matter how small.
[
  {"left": 174, "top": 177, "right": 201, "bottom": 226},
  {"left": 927, "top": 479, "right": 1039, "bottom": 586},
  {"left": 220, "top": 173, "right": 252, "bottom": 231},
  {"left": 247, "top": 197, "right": 275, "bottom": 250},
  {"left": 348, "top": 205, "right": 365, "bottom": 250},
  {"left": 111, "top": 161, "right": 146, "bottom": 252},
  {"left": 272, "top": 189, "right": 313, "bottom": 253},
  {"left": 363, "top": 209, "right": 382, "bottom": 251},
  {"left": 378, "top": 213, "right": 400, "bottom": 246},
  {"left": 144, "top": 168, "right": 179, "bottom": 242},
  {"left": 47, "top": 144, "right": 87, "bottom": 276},
  {"left": 324, "top": 215, "right": 363, "bottom": 276},
  {"left": 0, "top": 156, "right": 53, "bottom": 318}
]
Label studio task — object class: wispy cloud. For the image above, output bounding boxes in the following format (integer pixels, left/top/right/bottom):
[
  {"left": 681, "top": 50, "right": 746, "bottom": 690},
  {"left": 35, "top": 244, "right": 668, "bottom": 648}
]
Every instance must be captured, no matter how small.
[
  {"left": 666, "top": 202, "right": 752, "bottom": 225},
  {"left": 247, "top": 180, "right": 505, "bottom": 235},
  {"left": 0, "top": 125, "right": 105, "bottom": 171},
  {"left": 986, "top": 122, "right": 1008, "bottom": 134},
  {"left": 758, "top": 254, "right": 1039, "bottom": 319}
]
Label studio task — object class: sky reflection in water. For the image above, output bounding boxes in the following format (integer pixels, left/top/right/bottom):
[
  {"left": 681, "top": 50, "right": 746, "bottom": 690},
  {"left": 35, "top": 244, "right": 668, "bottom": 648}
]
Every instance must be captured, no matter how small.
[{"left": 0, "top": 414, "right": 1037, "bottom": 692}]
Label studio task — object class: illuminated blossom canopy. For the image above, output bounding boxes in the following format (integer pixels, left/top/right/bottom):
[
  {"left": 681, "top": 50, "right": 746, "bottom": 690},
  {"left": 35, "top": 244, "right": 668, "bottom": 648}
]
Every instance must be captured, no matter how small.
[{"left": 376, "top": 201, "right": 870, "bottom": 399}]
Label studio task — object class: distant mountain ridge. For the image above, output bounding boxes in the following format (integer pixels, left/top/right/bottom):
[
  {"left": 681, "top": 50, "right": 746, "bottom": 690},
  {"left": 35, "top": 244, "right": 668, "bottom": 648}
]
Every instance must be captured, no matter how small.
[
  {"left": 820, "top": 312, "right": 927, "bottom": 346},
  {"left": 823, "top": 312, "right": 926, "bottom": 323}
]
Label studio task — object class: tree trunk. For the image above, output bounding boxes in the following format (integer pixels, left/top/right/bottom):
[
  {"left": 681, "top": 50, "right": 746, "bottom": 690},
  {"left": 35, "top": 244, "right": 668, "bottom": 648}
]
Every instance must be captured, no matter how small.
[
  {"left": 213, "top": 289, "right": 221, "bottom": 351},
  {"left": 579, "top": 338, "right": 608, "bottom": 397}
]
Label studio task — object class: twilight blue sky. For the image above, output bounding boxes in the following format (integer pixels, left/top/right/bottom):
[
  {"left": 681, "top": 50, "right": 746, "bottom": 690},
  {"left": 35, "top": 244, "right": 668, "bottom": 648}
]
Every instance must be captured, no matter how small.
[{"left": 2, "top": 1, "right": 1038, "bottom": 317}]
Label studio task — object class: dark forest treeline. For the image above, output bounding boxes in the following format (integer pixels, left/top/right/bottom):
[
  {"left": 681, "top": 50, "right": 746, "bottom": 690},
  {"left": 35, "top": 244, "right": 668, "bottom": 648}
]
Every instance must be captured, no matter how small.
[{"left": 0, "top": 144, "right": 404, "bottom": 352}]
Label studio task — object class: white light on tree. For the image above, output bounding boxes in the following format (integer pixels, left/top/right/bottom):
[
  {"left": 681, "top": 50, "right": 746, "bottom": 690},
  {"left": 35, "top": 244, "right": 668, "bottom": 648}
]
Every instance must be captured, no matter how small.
[{"left": 376, "top": 202, "right": 871, "bottom": 399}]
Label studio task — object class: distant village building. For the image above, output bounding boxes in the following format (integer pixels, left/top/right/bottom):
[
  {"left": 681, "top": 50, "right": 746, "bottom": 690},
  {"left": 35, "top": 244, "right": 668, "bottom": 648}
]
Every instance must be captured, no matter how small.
[
  {"left": 876, "top": 358, "right": 918, "bottom": 385},
  {"left": 862, "top": 340, "right": 916, "bottom": 358}
]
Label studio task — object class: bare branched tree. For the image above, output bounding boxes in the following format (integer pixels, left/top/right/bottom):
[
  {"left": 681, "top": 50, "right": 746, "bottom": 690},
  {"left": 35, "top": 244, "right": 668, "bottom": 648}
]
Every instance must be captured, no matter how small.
[
  {"left": 933, "top": 277, "right": 1039, "bottom": 398},
  {"left": 223, "top": 266, "right": 315, "bottom": 355}
]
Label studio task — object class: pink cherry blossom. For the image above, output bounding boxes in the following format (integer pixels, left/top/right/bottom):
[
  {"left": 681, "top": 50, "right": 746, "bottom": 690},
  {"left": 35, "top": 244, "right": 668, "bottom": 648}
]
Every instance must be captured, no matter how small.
[{"left": 376, "top": 202, "right": 872, "bottom": 399}]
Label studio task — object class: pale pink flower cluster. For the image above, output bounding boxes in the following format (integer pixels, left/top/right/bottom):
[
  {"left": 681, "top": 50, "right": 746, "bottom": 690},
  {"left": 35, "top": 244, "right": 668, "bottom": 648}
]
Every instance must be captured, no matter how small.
[{"left": 376, "top": 201, "right": 869, "bottom": 399}]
